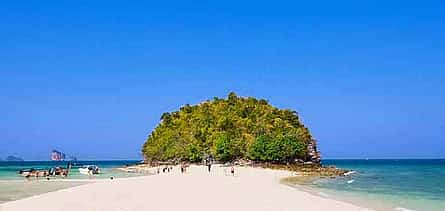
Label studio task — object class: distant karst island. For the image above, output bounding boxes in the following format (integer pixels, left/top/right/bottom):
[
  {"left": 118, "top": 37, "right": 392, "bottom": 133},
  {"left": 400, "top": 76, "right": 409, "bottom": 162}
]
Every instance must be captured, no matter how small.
[
  {"left": 142, "top": 92, "right": 321, "bottom": 166},
  {"left": 4, "top": 155, "right": 24, "bottom": 162}
]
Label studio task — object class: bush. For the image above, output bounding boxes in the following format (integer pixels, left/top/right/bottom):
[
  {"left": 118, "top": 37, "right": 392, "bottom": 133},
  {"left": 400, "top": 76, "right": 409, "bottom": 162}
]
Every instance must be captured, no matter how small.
[
  {"left": 248, "top": 135, "right": 306, "bottom": 163},
  {"left": 188, "top": 144, "right": 202, "bottom": 162},
  {"left": 212, "top": 133, "right": 243, "bottom": 162}
]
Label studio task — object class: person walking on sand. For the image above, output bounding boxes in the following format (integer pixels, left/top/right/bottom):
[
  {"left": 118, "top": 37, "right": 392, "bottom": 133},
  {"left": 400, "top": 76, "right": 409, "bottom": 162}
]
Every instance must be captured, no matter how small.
[
  {"left": 205, "top": 156, "right": 212, "bottom": 173},
  {"left": 88, "top": 168, "right": 93, "bottom": 179},
  {"left": 231, "top": 166, "right": 235, "bottom": 176},
  {"left": 181, "top": 164, "right": 186, "bottom": 174}
]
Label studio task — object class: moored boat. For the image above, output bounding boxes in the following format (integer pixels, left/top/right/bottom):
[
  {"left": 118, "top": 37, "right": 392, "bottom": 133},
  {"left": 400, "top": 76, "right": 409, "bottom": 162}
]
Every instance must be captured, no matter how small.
[
  {"left": 48, "top": 166, "right": 69, "bottom": 176},
  {"left": 18, "top": 168, "right": 49, "bottom": 177},
  {"left": 78, "top": 165, "right": 100, "bottom": 175}
]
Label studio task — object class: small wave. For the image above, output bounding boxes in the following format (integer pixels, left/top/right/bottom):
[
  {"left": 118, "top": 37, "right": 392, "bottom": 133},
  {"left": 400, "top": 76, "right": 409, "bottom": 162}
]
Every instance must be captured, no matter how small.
[
  {"left": 344, "top": 171, "right": 357, "bottom": 176},
  {"left": 347, "top": 179, "right": 354, "bottom": 184},
  {"left": 395, "top": 207, "right": 416, "bottom": 211},
  {"left": 317, "top": 192, "right": 330, "bottom": 198}
]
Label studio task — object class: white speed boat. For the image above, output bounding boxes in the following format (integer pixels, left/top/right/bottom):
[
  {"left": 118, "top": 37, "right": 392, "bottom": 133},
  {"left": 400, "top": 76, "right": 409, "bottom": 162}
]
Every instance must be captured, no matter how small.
[{"left": 78, "top": 165, "right": 100, "bottom": 175}]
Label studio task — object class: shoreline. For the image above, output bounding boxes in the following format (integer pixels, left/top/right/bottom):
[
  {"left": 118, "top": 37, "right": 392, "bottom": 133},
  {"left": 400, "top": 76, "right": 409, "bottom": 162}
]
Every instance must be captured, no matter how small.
[
  {"left": 1, "top": 165, "right": 371, "bottom": 211},
  {"left": 280, "top": 177, "right": 394, "bottom": 211},
  {"left": 0, "top": 171, "right": 152, "bottom": 204}
]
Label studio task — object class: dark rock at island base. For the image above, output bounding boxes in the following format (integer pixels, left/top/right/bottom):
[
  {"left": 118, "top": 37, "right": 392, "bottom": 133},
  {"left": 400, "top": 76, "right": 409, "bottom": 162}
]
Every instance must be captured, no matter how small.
[{"left": 5, "top": 155, "right": 24, "bottom": 162}]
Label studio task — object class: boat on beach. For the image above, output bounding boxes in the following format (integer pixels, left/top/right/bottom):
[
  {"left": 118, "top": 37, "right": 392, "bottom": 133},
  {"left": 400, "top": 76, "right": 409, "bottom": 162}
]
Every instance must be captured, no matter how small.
[
  {"left": 48, "top": 166, "right": 69, "bottom": 176},
  {"left": 17, "top": 168, "right": 45, "bottom": 177},
  {"left": 78, "top": 165, "right": 101, "bottom": 175},
  {"left": 18, "top": 166, "right": 71, "bottom": 178},
  {"left": 18, "top": 161, "right": 73, "bottom": 178}
]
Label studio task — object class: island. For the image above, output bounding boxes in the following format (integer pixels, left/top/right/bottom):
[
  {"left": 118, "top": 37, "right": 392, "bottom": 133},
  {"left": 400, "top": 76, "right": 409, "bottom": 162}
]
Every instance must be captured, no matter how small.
[
  {"left": 143, "top": 92, "right": 320, "bottom": 164},
  {"left": 141, "top": 92, "right": 345, "bottom": 176},
  {"left": 4, "top": 155, "right": 24, "bottom": 162}
]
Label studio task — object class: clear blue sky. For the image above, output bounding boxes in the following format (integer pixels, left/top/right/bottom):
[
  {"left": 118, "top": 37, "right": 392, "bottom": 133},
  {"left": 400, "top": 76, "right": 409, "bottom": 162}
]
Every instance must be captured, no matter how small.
[{"left": 1, "top": 1, "right": 444, "bottom": 160}]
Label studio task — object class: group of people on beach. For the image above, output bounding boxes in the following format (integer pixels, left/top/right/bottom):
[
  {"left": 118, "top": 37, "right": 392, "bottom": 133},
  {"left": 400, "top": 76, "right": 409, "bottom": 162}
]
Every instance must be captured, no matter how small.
[
  {"left": 205, "top": 159, "right": 235, "bottom": 176},
  {"left": 203, "top": 156, "right": 235, "bottom": 176},
  {"left": 206, "top": 163, "right": 236, "bottom": 176},
  {"left": 155, "top": 163, "right": 235, "bottom": 176},
  {"left": 180, "top": 163, "right": 189, "bottom": 173},
  {"left": 157, "top": 166, "right": 173, "bottom": 174},
  {"left": 155, "top": 164, "right": 190, "bottom": 174}
]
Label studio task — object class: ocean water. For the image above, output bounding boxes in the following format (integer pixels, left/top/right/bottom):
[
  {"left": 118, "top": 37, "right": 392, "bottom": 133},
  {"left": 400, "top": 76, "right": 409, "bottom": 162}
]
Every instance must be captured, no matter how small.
[
  {"left": 0, "top": 160, "right": 143, "bottom": 180},
  {"left": 0, "top": 160, "right": 146, "bottom": 203},
  {"left": 302, "top": 159, "right": 445, "bottom": 211}
]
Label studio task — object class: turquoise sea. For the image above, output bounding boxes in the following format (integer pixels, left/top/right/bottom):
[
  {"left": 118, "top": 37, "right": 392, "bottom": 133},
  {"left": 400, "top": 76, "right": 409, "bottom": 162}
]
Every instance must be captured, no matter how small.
[
  {"left": 0, "top": 160, "right": 146, "bottom": 203},
  {"left": 299, "top": 159, "right": 445, "bottom": 211}
]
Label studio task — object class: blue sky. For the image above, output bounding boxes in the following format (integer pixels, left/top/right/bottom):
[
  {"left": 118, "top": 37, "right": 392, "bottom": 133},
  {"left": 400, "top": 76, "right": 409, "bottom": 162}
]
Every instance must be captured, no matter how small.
[{"left": 1, "top": 1, "right": 444, "bottom": 160}]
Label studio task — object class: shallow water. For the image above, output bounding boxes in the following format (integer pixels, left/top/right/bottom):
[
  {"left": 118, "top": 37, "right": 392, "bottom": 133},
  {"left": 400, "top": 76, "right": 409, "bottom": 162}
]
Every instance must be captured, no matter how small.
[
  {"left": 293, "top": 159, "right": 445, "bottom": 211},
  {"left": 0, "top": 160, "right": 144, "bottom": 180},
  {"left": 0, "top": 180, "right": 88, "bottom": 203},
  {"left": 0, "top": 160, "right": 147, "bottom": 203}
]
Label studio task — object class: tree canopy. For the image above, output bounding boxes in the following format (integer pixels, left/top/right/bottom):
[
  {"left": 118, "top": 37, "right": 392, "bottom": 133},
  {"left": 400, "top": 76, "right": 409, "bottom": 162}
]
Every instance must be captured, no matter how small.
[{"left": 142, "top": 92, "right": 319, "bottom": 164}]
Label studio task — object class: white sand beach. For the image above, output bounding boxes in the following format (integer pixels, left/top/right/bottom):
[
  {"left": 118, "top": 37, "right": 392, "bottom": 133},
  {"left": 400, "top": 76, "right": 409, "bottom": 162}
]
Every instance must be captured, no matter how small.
[{"left": 1, "top": 165, "right": 371, "bottom": 211}]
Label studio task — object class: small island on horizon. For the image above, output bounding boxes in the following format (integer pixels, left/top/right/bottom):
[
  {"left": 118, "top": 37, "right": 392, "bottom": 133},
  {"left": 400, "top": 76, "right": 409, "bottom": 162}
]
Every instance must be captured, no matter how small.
[{"left": 2, "top": 156, "right": 24, "bottom": 162}]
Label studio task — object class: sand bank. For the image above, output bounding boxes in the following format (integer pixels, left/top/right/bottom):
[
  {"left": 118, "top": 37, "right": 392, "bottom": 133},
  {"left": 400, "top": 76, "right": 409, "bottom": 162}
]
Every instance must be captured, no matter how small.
[{"left": 1, "top": 165, "right": 371, "bottom": 211}]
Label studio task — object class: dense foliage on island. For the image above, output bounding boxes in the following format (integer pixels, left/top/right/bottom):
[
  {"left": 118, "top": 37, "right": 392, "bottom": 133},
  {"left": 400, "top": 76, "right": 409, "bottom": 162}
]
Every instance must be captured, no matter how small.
[{"left": 142, "top": 92, "right": 320, "bottom": 164}]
